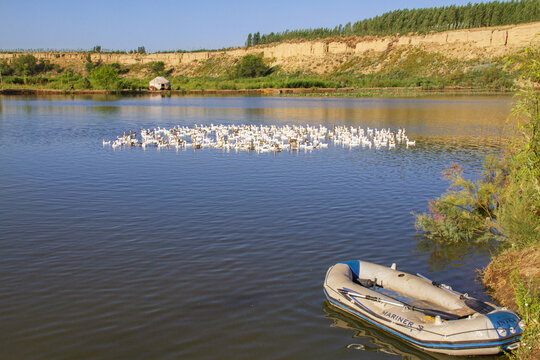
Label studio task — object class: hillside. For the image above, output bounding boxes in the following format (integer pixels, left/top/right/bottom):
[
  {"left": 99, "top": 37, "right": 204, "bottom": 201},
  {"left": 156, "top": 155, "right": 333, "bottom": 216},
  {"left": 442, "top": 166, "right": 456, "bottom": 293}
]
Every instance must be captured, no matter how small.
[
  {"left": 0, "top": 22, "right": 539, "bottom": 92},
  {"left": 1, "top": 23, "right": 538, "bottom": 74}
]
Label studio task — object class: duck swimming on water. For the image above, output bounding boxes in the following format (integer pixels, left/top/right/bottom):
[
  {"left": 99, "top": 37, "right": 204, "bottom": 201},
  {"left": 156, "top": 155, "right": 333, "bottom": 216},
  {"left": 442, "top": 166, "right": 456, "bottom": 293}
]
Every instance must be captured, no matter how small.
[{"left": 104, "top": 124, "right": 416, "bottom": 153}]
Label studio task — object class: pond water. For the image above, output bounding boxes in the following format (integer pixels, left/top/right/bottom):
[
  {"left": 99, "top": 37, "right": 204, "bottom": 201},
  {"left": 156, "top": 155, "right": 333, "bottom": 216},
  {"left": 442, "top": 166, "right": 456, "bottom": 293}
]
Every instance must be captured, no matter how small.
[{"left": 0, "top": 95, "right": 514, "bottom": 359}]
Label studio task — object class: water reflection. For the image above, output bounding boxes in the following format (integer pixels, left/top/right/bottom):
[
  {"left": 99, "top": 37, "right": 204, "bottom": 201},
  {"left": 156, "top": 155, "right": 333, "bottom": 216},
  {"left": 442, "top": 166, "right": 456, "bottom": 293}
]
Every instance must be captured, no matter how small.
[
  {"left": 414, "top": 235, "right": 498, "bottom": 271},
  {"left": 323, "top": 301, "right": 500, "bottom": 360},
  {"left": 149, "top": 92, "right": 171, "bottom": 99},
  {"left": 24, "top": 103, "right": 32, "bottom": 114},
  {"left": 1, "top": 95, "right": 514, "bottom": 139},
  {"left": 92, "top": 105, "right": 120, "bottom": 115},
  {"left": 79, "top": 94, "right": 126, "bottom": 102}
]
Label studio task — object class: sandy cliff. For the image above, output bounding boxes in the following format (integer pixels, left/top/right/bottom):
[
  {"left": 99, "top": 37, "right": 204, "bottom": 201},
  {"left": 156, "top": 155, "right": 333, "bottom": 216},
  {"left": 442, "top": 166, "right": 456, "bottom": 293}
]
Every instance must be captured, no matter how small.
[{"left": 1, "top": 22, "right": 539, "bottom": 76}]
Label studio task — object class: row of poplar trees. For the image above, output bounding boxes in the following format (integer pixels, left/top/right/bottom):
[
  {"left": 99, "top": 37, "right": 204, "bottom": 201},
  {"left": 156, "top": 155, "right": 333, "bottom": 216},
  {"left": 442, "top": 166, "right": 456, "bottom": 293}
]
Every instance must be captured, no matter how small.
[{"left": 246, "top": 0, "right": 539, "bottom": 47}]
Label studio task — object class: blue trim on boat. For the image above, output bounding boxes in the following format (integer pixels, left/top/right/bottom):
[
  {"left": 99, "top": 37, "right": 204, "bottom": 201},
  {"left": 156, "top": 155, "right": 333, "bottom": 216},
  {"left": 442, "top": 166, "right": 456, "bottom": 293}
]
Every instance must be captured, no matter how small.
[
  {"left": 340, "top": 260, "right": 360, "bottom": 279},
  {"left": 324, "top": 289, "right": 521, "bottom": 351},
  {"left": 486, "top": 311, "right": 522, "bottom": 337}
]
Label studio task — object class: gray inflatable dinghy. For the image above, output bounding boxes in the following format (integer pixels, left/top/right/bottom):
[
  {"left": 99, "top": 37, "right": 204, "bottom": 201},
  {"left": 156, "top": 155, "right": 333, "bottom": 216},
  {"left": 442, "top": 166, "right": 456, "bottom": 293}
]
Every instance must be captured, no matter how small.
[{"left": 324, "top": 260, "right": 523, "bottom": 356}]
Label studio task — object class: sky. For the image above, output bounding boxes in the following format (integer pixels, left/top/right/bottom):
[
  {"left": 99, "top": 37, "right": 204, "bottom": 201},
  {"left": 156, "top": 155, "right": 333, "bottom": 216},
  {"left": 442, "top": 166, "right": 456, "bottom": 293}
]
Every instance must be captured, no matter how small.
[{"left": 1, "top": 0, "right": 498, "bottom": 52}]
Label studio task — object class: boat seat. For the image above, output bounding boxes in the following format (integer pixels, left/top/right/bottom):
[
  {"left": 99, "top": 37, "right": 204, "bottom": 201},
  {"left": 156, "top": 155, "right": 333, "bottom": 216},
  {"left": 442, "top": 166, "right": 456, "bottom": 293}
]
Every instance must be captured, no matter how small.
[
  {"left": 408, "top": 299, "right": 470, "bottom": 317},
  {"left": 358, "top": 277, "right": 476, "bottom": 318}
]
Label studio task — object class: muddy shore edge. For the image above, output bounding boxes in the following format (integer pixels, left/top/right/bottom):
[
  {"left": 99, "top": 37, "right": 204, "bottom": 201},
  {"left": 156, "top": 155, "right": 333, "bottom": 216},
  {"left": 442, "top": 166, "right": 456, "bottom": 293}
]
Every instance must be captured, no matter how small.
[{"left": 0, "top": 87, "right": 516, "bottom": 97}]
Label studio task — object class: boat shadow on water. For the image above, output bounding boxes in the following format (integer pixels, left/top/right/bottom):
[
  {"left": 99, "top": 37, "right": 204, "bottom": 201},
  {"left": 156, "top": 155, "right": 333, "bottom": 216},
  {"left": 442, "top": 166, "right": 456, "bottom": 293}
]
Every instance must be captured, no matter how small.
[{"left": 322, "top": 301, "right": 502, "bottom": 360}]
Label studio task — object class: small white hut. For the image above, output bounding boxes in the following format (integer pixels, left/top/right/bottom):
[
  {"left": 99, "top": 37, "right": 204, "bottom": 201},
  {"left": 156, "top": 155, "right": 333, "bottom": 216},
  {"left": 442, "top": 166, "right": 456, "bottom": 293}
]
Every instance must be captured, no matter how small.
[{"left": 149, "top": 76, "right": 171, "bottom": 90}]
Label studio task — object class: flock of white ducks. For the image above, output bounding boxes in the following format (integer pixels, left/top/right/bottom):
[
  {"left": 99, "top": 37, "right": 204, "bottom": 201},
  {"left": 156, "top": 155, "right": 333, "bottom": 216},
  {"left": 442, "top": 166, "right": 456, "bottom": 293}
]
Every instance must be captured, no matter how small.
[{"left": 104, "top": 124, "right": 416, "bottom": 153}]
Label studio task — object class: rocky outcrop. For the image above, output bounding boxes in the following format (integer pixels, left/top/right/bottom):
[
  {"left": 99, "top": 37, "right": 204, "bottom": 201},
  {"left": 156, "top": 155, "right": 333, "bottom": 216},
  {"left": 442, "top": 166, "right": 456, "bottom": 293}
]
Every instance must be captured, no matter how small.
[{"left": 1, "top": 22, "right": 538, "bottom": 75}]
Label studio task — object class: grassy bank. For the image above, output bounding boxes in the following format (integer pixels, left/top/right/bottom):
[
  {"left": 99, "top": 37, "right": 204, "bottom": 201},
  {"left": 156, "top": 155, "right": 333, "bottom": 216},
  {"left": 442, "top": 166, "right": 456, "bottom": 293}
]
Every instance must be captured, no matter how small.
[
  {"left": 1, "top": 47, "right": 535, "bottom": 94},
  {"left": 0, "top": 66, "right": 517, "bottom": 93},
  {"left": 483, "top": 248, "right": 539, "bottom": 359},
  {"left": 414, "top": 51, "right": 539, "bottom": 359}
]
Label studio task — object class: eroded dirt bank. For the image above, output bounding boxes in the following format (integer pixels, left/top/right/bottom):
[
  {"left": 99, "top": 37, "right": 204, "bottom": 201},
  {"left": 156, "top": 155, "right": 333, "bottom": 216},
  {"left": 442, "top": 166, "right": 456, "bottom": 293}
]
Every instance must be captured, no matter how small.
[{"left": 1, "top": 22, "right": 538, "bottom": 76}]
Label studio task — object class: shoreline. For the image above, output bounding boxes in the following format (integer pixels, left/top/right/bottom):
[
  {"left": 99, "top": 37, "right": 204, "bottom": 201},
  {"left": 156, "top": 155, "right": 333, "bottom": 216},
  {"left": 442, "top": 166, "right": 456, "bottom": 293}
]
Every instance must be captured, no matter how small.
[{"left": 0, "top": 87, "right": 516, "bottom": 97}]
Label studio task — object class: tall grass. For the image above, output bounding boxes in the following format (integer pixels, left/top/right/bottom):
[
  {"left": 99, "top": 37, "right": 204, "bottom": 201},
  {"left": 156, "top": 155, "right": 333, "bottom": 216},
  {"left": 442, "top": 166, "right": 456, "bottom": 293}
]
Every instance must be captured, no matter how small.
[{"left": 508, "top": 272, "right": 540, "bottom": 359}]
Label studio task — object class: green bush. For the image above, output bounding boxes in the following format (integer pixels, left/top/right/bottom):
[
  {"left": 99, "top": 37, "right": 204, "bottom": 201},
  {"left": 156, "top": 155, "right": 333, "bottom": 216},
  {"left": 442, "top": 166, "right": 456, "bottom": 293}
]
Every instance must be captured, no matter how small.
[
  {"left": 57, "top": 68, "right": 82, "bottom": 82},
  {"left": 148, "top": 61, "right": 165, "bottom": 76},
  {"left": 109, "top": 62, "right": 129, "bottom": 75},
  {"left": 122, "top": 77, "right": 146, "bottom": 91},
  {"left": 230, "top": 55, "right": 271, "bottom": 78},
  {"left": 11, "top": 55, "right": 37, "bottom": 76},
  {"left": 8, "top": 55, "right": 53, "bottom": 76},
  {"left": 0, "top": 59, "right": 13, "bottom": 76},
  {"left": 478, "top": 66, "right": 513, "bottom": 89},
  {"left": 76, "top": 77, "right": 92, "bottom": 89},
  {"left": 217, "top": 82, "right": 237, "bottom": 90},
  {"left": 414, "top": 50, "right": 540, "bottom": 248},
  {"left": 25, "top": 76, "right": 49, "bottom": 85},
  {"left": 282, "top": 79, "right": 338, "bottom": 88},
  {"left": 506, "top": 47, "right": 540, "bottom": 84},
  {"left": 5, "top": 77, "right": 24, "bottom": 85},
  {"left": 414, "top": 162, "right": 500, "bottom": 244},
  {"left": 88, "top": 65, "right": 122, "bottom": 90}
]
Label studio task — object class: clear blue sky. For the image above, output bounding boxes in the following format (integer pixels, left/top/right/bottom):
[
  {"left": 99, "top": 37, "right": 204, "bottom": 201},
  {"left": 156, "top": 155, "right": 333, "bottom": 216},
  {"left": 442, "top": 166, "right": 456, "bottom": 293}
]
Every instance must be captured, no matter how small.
[{"left": 1, "top": 0, "right": 496, "bottom": 51}]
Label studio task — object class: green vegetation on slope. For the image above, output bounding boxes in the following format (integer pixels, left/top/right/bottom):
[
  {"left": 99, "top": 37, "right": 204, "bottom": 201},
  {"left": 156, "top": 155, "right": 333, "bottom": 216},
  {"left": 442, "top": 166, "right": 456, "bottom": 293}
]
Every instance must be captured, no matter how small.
[
  {"left": 0, "top": 54, "right": 59, "bottom": 84},
  {"left": 330, "top": 48, "right": 515, "bottom": 90},
  {"left": 246, "top": 0, "right": 539, "bottom": 46},
  {"left": 0, "top": 48, "right": 534, "bottom": 92},
  {"left": 229, "top": 54, "right": 273, "bottom": 78},
  {"left": 414, "top": 49, "right": 540, "bottom": 359}
]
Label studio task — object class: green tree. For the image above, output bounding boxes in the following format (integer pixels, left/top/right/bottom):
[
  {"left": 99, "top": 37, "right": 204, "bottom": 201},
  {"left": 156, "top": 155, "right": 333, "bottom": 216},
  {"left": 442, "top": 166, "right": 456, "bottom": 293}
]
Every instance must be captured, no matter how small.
[
  {"left": 344, "top": 22, "right": 352, "bottom": 36},
  {"left": 137, "top": 46, "right": 146, "bottom": 54},
  {"left": 246, "top": 33, "right": 253, "bottom": 47},
  {"left": 149, "top": 61, "right": 165, "bottom": 76},
  {"left": 88, "top": 65, "right": 122, "bottom": 90},
  {"left": 92, "top": 45, "right": 102, "bottom": 53},
  {"left": 490, "top": 3, "right": 503, "bottom": 26},
  {"left": 231, "top": 54, "right": 270, "bottom": 78},
  {"left": 253, "top": 32, "right": 261, "bottom": 46},
  {"left": 35, "top": 59, "right": 53, "bottom": 73},
  {"left": 85, "top": 53, "right": 94, "bottom": 73},
  {"left": 244, "top": 0, "right": 540, "bottom": 44},
  {"left": 11, "top": 55, "right": 38, "bottom": 76},
  {"left": 0, "top": 59, "right": 13, "bottom": 76}
]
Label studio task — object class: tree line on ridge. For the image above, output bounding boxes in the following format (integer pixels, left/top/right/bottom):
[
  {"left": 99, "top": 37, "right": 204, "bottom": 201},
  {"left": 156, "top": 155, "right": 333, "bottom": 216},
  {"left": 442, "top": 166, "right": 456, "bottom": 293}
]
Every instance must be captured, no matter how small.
[{"left": 246, "top": 0, "right": 539, "bottom": 46}]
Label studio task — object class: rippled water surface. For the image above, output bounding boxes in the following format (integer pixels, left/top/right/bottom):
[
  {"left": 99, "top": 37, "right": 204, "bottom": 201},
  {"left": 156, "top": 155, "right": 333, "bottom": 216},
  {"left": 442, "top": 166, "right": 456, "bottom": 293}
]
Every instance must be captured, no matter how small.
[{"left": 0, "top": 95, "right": 513, "bottom": 359}]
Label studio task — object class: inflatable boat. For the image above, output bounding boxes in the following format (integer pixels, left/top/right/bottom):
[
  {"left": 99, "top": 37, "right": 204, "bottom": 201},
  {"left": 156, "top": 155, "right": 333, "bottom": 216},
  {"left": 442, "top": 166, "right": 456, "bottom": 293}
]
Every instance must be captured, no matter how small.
[{"left": 324, "top": 260, "right": 523, "bottom": 356}]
